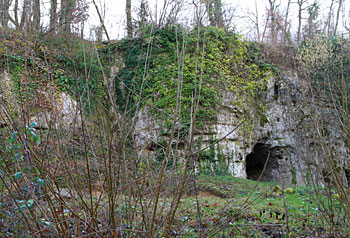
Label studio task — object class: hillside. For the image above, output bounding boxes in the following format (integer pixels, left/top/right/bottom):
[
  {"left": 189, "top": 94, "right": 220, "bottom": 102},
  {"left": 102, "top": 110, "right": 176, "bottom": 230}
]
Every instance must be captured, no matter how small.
[{"left": 0, "top": 26, "right": 350, "bottom": 237}]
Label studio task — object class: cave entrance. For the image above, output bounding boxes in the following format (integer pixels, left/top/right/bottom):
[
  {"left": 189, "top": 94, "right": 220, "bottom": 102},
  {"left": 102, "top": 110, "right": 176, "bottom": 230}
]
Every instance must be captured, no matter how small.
[
  {"left": 246, "top": 143, "right": 278, "bottom": 182},
  {"left": 345, "top": 169, "right": 350, "bottom": 187}
]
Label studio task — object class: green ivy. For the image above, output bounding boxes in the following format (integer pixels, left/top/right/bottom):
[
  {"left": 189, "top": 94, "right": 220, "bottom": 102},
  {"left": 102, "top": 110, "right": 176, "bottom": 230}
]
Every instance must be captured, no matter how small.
[
  {"left": 0, "top": 32, "right": 107, "bottom": 112},
  {"left": 116, "top": 26, "right": 270, "bottom": 131}
]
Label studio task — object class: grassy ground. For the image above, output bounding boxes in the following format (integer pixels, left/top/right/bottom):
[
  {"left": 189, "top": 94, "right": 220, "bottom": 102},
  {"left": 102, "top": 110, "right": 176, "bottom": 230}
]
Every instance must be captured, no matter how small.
[
  {"left": 0, "top": 173, "right": 347, "bottom": 237},
  {"left": 173, "top": 175, "right": 346, "bottom": 237}
]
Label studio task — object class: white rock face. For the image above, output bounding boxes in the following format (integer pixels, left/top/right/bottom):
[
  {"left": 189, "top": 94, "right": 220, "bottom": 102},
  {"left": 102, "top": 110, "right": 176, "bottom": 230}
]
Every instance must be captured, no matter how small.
[
  {"left": 210, "top": 72, "right": 348, "bottom": 185},
  {"left": 30, "top": 91, "right": 80, "bottom": 130},
  {"left": 0, "top": 71, "right": 12, "bottom": 97},
  {"left": 133, "top": 73, "right": 349, "bottom": 185},
  {"left": 0, "top": 71, "right": 18, "bottom": 115},
  {"left": 134, "top": 108, "right": 159, "bottom": 149},
  {"left": 0, "top": 70, "right": 80, "bottom": 130},
  {"left": 57, "top": 92, "right": 80, "bottom": 128}
]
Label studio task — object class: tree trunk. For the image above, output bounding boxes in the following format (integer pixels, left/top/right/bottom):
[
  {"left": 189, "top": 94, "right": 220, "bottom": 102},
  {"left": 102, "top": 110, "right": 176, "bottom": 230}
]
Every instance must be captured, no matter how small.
[
  {"left": 334, "top": 0, "right": 343, "bottom": 35},
  {"left": 213, "top": 0, "right": 224, "bottom": 28},
  {"left": 92, "top": 0, "right": 110, "bottom": 41},
  {"left": 126, "top": 0, "right": 132, "bottom": 37},
  {"left": 283, "top": 0, "right": 291, "bottom": 44},
  {"left": 206, "top": 0, "right": 224, "bottom": 27},
  {"left": 49, "top": 0, "right": 57, "bottom": 34},
  {"left": 296, "top": 0, "right": 305, "bottom": 44},
  {"left": 19, "top": 0, "right": 30, "bottom": 31},
  {"left": 139, "top": 0, "right": 147, "bottom": 28},
  {"left": 0, "top": 0, "right": 11, "bottom": 28},
  {"left": 261, "top": 10, "right": 270, "bottom": 42},
  {"left": 254, "top": 0, "right": 260, "bottom": 41},
  {"left": 59, "top": 0, "right": 65, "bottom": 32},
  {"left": 324, "top": 0, "right": 334, "bottom": 36},
  {"left": 33, "top": 0, "right": 40, "bottom": 32},
  {"left": 14, "top": 0, "right": 19, "bottom": 28},
  {"left": 59, "top": 0, "right": 74, "bottom": 37},
  {"left": 206, "top": 0, "right": 215, "bottom": 26},
  {"left": 268, "top": 0, "right": 277, "bottom": 44}
]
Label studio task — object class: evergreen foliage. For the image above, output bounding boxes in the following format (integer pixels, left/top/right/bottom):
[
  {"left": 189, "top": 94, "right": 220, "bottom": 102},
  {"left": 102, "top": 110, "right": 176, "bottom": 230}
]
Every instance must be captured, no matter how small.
[{"left": 116, "top": 26, "right": 271, "bottom": 129}]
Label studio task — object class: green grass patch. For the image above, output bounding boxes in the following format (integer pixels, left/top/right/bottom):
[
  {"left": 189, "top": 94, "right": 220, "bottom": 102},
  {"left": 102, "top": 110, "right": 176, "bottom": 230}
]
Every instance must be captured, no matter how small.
[{"left": 174, "top": 175, "right": 347, "bottom": 237}]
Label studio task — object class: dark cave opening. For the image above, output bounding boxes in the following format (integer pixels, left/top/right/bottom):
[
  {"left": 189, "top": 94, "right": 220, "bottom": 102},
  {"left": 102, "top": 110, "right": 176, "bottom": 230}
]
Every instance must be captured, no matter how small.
[
  {"left": 345, "top": 169, "right": 350, "bottom": 187},
  {"left": 246, "top": 143, "right": 278, "bottom": 182}
]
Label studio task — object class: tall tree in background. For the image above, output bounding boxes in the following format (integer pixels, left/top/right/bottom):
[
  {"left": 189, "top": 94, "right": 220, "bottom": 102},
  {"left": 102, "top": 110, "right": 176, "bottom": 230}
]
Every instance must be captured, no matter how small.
[
  {"left": 296, "top": 0, "right": 308, "bottom": 44},
  {"left": 138, "top": 0, "right": 148, "bottom": 28},
  {"left": 267, "top": 0, "right": 280, "bottom": 44},
  {"left": 32, "top": 0, "right": 41, "bottom": 32},
  {"left": 13, "top": 0, "right": 19, "bottom": 28},
  {"left": 59, "top": 0, "right": 75, "bottom": 36},
  {"left": 283, "top": 0, "right": 291, "bottom": 44},
  {"left": 92, "top": 0, "right": 110, "bottom": 41},
  {"left": 0, "top": 0, "right": 11, "bottom": 28},
  {"left": 213, "top": 0, "right": 224, "bottom": 27},
  {"left": 303, "top": 1, "right": 320, "bottom": 39},
  {"left": 261, "top": 0, "right": 280, "bottom": 44},
  {"left": 334, "top": 0, "right": 343, "bottom": 35},
  {"left": 126, "top": 0, "right": 132, "bottom": 37},
  {"left": 19, "top": 0, "right": 29, "bottom": 31},
  {"left": 204, "top": 0, "right": 224, "bottom": 28},
  {"left": 324, "top": 0, "right": 335, "bottom": 36},
  {"left": 158, "top": 0, "right": 185, "bottom": 27},
  {"left": 247, "top": 0, "right": 261, "bottom": 41},
  {"left": 49, "top": 0, "right": 58, "bottom": 34}
]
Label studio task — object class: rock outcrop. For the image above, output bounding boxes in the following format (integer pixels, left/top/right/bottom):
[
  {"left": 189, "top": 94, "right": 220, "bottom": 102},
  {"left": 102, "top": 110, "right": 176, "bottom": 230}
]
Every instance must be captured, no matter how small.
[
  {"left": 134, "top": 73, "right": 349, "bottom": 186},
  {"left": 0, "top": 70, "right": 80, "bottom": 130}
]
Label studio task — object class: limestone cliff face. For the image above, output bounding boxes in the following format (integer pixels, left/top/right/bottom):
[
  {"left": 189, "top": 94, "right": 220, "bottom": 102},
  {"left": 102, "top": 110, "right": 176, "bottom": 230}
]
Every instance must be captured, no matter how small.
[
  {"left": 0, "top": 70, "right": 79, "bottom": 130},
  {"left": 250, "top": 73, "right": 348, "bottom": 185},
  {"left": 134, "top": 73, "right": 349, "bottom": 186}
]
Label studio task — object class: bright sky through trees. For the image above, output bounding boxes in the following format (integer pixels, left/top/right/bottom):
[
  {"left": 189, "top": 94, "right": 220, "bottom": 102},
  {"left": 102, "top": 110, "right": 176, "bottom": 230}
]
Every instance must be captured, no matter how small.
[
  {"left": 5, "top": 0, "right": 349, "bottom": 40},
  {"left": 83, "top": 0, "right": 349, "bottom": 40}
]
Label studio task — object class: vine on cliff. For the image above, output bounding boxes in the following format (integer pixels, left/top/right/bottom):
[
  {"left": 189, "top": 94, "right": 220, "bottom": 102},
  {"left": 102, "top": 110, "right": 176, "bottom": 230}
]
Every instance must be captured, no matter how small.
[{"left": 116, "top": 26, "right": 271, "bottom": 131}]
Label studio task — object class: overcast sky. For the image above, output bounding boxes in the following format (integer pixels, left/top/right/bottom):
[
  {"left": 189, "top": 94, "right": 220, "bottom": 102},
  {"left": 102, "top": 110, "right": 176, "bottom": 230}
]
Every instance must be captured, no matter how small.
[
  {"left": 81, "top": 0, "right": 349, "bottom": 40},
  {"left": 85, "top": 0, "right": 260, "bottom": 39}
]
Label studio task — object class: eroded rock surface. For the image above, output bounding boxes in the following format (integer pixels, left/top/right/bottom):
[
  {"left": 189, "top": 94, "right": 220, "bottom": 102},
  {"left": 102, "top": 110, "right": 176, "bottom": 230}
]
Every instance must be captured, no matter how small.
[
  {"left": 0, "top": 70, "right": 80, "bottom": 130},
  {"left": 134, "top": 73, "right": 349, "bottom": 186}
]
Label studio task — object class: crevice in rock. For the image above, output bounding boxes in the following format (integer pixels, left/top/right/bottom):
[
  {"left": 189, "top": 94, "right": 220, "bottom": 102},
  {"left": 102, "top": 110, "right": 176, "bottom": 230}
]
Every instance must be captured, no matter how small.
[
  {"left": 246, "top": 143, "right": 279, "bottom": 182},
  {"left": 345, "top": 169, "right": 350, "bottom": 187}
]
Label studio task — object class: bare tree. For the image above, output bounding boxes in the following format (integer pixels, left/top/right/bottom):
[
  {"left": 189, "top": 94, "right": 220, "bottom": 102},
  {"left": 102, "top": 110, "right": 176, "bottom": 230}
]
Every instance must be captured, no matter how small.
[
  {"left": 157, "top": 0, "right": 186, "bottom": 28},
  {"left": 55, "top": 0, "right": 88, "bottom": 38},
  {"left": 0, "top": 0, "right": 11, "bottom": 28},
  {"left": 303, "top": 1, "right": 320, "bottom": 40},
  {"left": 334, "top": 0, "right": 343, "bottom": 35},
  {"left": 13, "top": 0, "right": 19, "bottom": 28},
  {"left": 1, "top": 0, "right": 40, "bottom": 33},
  {"left": 247, "top": 0, "right": 261, "bottom": 41},
  {"left": 92, "top": 0, "right": 110, "bottom": 41},
  {"left": 203, "top": 0, "right": 224, "bottom": 27},
  {"left": 59, "top": 0, "right": 75, "bottom": 36},
  {"left": 267, "top": 0, "right": 280, "bottom": 44},
  {"left": 19, "top": 0, "right": 30, "bottom": 31},
  {"left": 138, "top": 0, "right": 148, "bottom": 27},
  {"left": 260, "top": 0, "right": 284, "bottom": 44},
  {"left": 49, "top": 0, "right": 57, "bottom": 34},
  {"left": 324, "top": 0, "right": 335, "bottom": 36},
  {"left": 283, "top": 0, "right": 291, "bottom": 44},
  {"left": 296, "top": 0, "right": 308, "bottom": 44},
  {"left": 32, "top": 0, "right": 41, "bottom": 32},
  {"left": 126, "top": 0, "right": 132, "bottom": 37}
]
